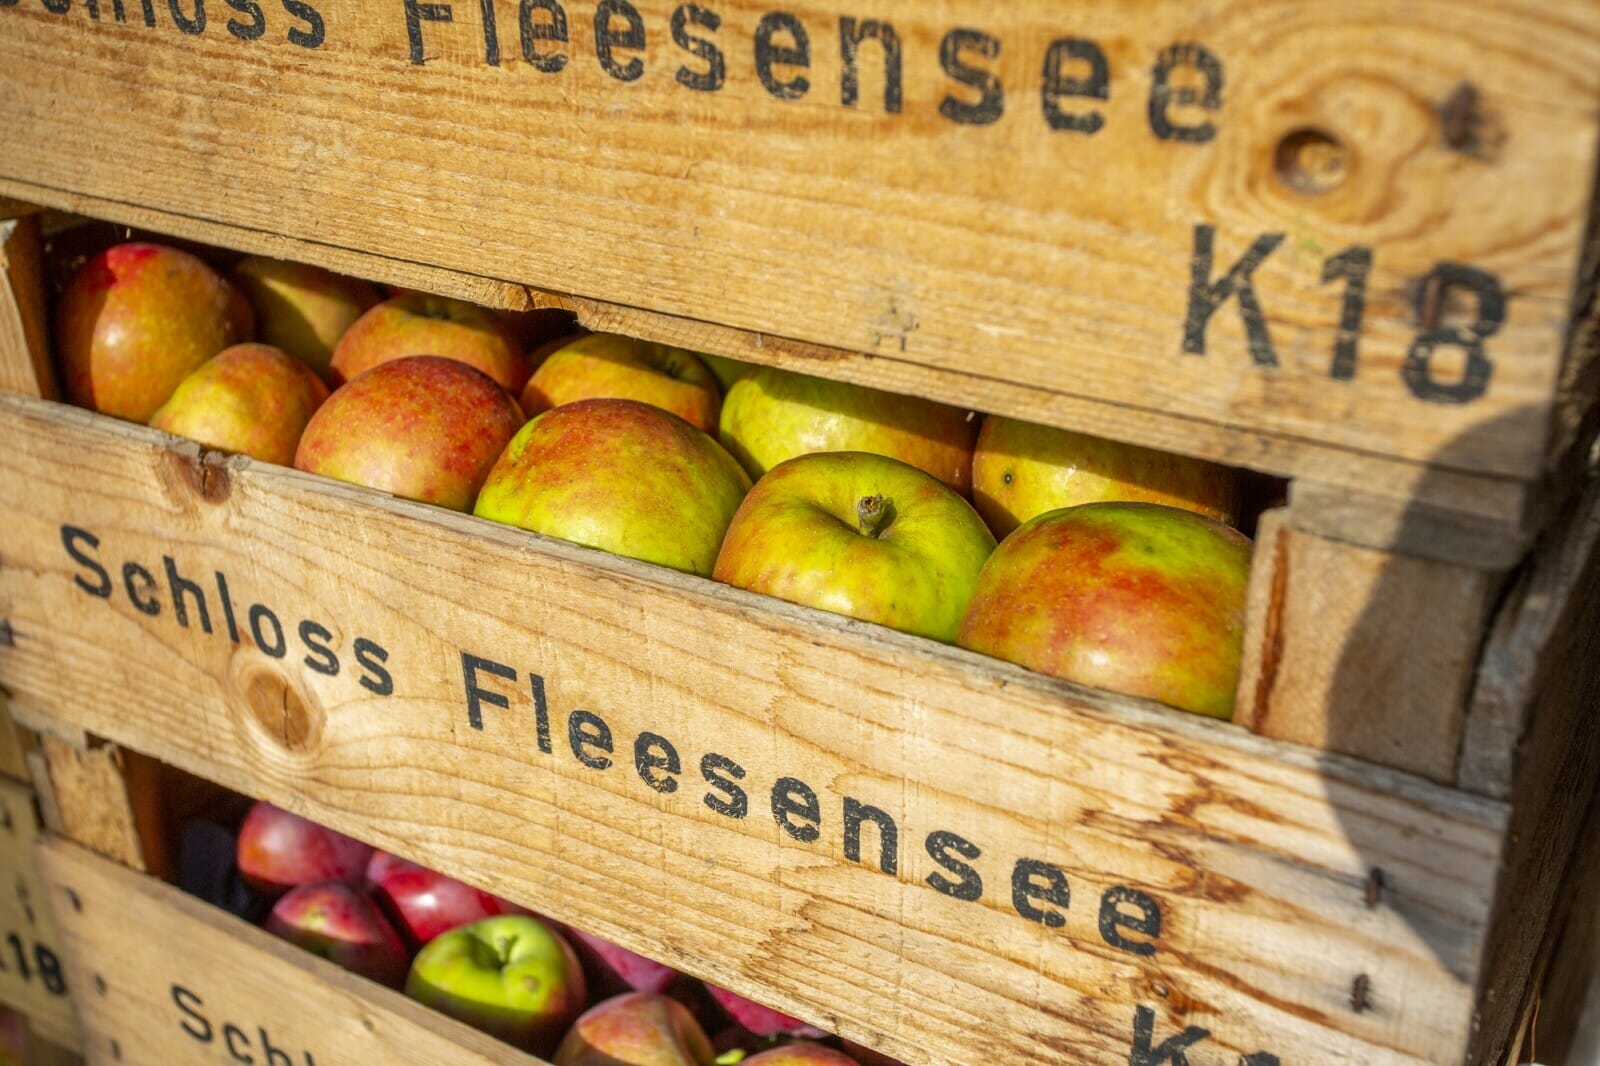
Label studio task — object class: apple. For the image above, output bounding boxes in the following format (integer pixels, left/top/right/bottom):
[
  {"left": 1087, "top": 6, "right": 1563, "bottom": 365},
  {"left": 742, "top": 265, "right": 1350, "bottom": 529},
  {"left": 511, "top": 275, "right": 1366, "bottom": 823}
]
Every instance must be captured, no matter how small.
[
  {"left": 330, "top": 292, "right": 532, "bottom": 393},
  {"left": 719, "top": 368, "right": 977, "bottom": 493},
  {"left": 230, "top": 256, "right": 382, "bottom": 379},
  {"left": 746, "top": 1045, "right": 862, "bottom": 1066},
  {"left": 713, "top": 452, "right": 996, "bottom": 643},
  {"left": 972, "top": 416, "right": 1240, "bottom": 539},
  {"left": 406, "top": 914, "right": 587, "bottom": 1055},
  {"left": 705, "top": 985, "right": 825, "bottom": 1039},
  {"left": 554, "top": 992, "right": 716, "bottom": 1066},
  {"left": 236, "top": 800, "right": 374, "bottom": 898},
  {"left": 366, "top": 850, "right": 530, "bottom": 949},
  {"left": 957, "top": 502, "right": 1252, "bottom": 719},
  {"left": 294, "top": 356, "right": 525, "bottom": 512},
  {"left": 519, "top": 333, "right": 722, "bottom": 433},
  {"left": 148, "top": 343, "right": 330, "bottom": 465},
  {"left": 839, "top": 1041, "right": 906, "bottom": 1066},
  {"left": 474, "top": 398, "right": 752, "bottom": 577},
  {"left": 563, "top": 926, "right": 682, "bottom": 996},
  {"left": 697, "top": 353, "right": 748, "bottom": 393},
  {"left": 56, "top": 242, "right": 253, "bottom": 422},
  {"left": 266, "top": 881, "right": 410, "bottom": 988}
]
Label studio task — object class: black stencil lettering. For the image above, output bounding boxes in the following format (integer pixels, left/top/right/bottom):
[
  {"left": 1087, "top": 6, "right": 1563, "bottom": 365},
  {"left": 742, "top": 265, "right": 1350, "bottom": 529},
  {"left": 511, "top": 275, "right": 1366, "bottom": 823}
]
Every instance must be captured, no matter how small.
[
  {"left": 1322, "top": 246, "right": 1372, "bottom": 381},
  {"left": 530, "top": 673, "right": 552, "bottom": 753},
  {"left": 258, "top": 1028, "right": 292, "bottom": 1066},
  {"left": 1238, "top": 1055, "right": 1280, "bottom": 1066},
  {"left": 223, "top": 0, "right": 264, "bottom": 39},
  {"left": 280, "top": 0, "right": 324, "bottom": 47},
  {"left": 84, "top": 0, "right": 101, "bottom": 19},
  {"left": 568, "top": 709, "right": 614, "bottom": 770},
  {"left": 461, "top": 652, "right": 516, "bottom": 729},
  {"left": 354, "top": 638, "right": 392, "bottom": 696},
  {"left": 41, "top": 0, "right": 70, "bottom": 14},
  {"left": 839, "top": 17, "right": 900, "bottom": 113},
  {"left": 1130, "top": 1005, "right": 1211, "bottom": 1066},
  {"left": 518, "top": 0, "right": 568, "bottom": 71},
  {"left": 1099, "top": 886, "right": 1162, "bottom": 956},
  {"left": 121, "top": 561, "right": 161, "bottom": 616},
  {"left": 479, "top": 0, "right": 500, "bottom": 64},
  {"left": 165, "top": 556, "right": 214, "bottom": 633},
  {"left": 700, "top": 752, "right": 747, "bottom": 818},
  {"left": 405, "top": 0, "right": 453, "bottom": 64},
  {"left": 223, "top": 1023, "right": 254, "bottom": 1064},
  {"left": 215, "top": 572, "right": 240, "bottom": 643},
  {"left": 0, "top": 0, "right": 23, "bottom": 8},
  {"left": 169, "top": 0, "right": 204, "bottom": 33},
  {"left": 61, "top": 526, "right": 111, "bottom": 599},
  {"left": 298, "top": 620, "right": 339, "bottom": 676},
  {"left": 938, "top": 28, "right": 1001, "bottom": 126},
  {"left": 770, "top": 776, "right": 820, "bottom": 842},
  {"left": 34, "top": 944, "right": 64, "bottom": 996},
  {"left": 1041, "top": 37, "right": 1108, "bottom": 134},
  {"left": 1149, "top": 42, "right": 1223, "bottom": 143},
  {"left": 1011, "top": 858, "right": 1070, "bottom": 927},
  {"left": 754, "top": 12, "right": 809, "bottom": 100},
  {"left": 1183, "top": 224, "right": 1283, "bottom": 366},
  {"left": 1403, "top": 262, "right": 1502, "bottom": 404},
  {"left": 172, "top": 984, "right": 213, "bottom": 1042},
  {"left": 672, "top": 4, "right": 723, "bottom": 92},
  {"left": 634, "top": 731, "right": 681, "bottom": 792},
  {"left": 593, "top": 0, "right": 644, "bottom": 82},
  {"left": 137, "top": 0, "right": 156, "bottom": 26},
  {"left": 842, "top": 797, "right": 898, "bottom": 875},
  {"left": 249, "top": 604, "right": 287, "bottom": 659},
  {"left": 924, "top": 830, "right": 982, "bottom": 901}
]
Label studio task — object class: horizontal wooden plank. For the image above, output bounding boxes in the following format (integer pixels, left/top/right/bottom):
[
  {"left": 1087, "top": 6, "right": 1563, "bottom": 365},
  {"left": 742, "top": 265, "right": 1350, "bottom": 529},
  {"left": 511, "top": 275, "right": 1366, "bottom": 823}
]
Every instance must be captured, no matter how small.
[
  {"left": 34, "top": 834, "right": 542, "bottom": 1066},
  {"left": 0, "top": 777, "right": 80, "bottom": 1051},
  {"left": 1, "top": 0, "right": 1595, "bottom": 494},
  {"left": 0, "top": 393, "right": 1510, "bottom": 1065}
]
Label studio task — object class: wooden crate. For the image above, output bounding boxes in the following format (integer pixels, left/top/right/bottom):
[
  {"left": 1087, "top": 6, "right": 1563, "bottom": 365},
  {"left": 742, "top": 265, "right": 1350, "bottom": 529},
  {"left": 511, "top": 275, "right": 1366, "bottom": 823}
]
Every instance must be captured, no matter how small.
[{"left": 0, "top": 774, "right": 80, "bottom": 1052}]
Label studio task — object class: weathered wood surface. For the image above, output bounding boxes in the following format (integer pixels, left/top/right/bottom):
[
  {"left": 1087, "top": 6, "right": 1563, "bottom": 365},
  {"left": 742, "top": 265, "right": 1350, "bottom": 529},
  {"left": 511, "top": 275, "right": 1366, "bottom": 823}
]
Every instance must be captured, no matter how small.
[
  {"left": 0, "top": 215, "right": 54, "bottom": 402},
  {"left": 35, "top": 835, "right": 543, "bottom": 1066},
  {"left": 0, "top": 777, "right": 80, "bottom": 1051},
  {"left": 0, "top": 392, "right": 1511, "bottom": 1065}
]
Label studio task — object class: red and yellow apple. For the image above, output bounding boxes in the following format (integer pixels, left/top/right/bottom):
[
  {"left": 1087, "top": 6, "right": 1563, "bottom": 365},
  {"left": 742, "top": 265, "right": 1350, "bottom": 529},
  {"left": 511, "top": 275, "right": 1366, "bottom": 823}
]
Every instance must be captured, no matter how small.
[
  {"left": 554, "top": 992, "right": 716, "bottom": 1066},
  {"left": 148, "top": 343, "right": 329, "bottom": 465},
  {"left": 56, "top": 242, "right": 253, "bottom": 422},
  {"left": 230, "top": 256, "right": 382, "bottom": 379},
  {"left": 519, "top": 333, "right": 722, "bottom": 433},
  {"left": 330, "top": 292, "right": 531, "bottom": 393},
  {"left": 473, "top": 398, "right": 751, "bottom": 577},
  {"left": 714, "top": 452, "right": 995, "bottom": 643},
  {"left": 236, "top": 800, "right": 374, "bottom": 898},
  {"left": 563, "top": 926, "right": 682, "bottom": 997},
  {"left": 294, "top": 356, "right": 524, "bottom": 512},
  {"left": 957, "top": 502, "right": 1252, "bottom": 719},
  {"left": 706, "top": 985, "right": 825, "bottom": 1039},
  {"left": 746, "top": 1046, "right": 862, "bottom": 1066},
  {"left": 266, "top": 881, "right": 409, "bottom": 988},
  {"left": 719, "top": 368, "right": 977, "bottom": 493},
  {"left": 366, "top": 851, "right": 530, "bottom": 950}
]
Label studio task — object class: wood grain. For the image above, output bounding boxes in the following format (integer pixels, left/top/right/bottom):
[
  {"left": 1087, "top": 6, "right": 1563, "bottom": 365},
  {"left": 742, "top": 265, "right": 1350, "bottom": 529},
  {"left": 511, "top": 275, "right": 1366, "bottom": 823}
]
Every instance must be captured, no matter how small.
[
  {"left": 34, "top": 835, "right": 544, "bottom": 1066},
  {"left": 0, "top": 216, "right": 55, "bottom": 402},
  {"left": 0, "top": 392, "right": 1511, "bottom": 1065},
  {"left": 0, "top": 777, "right": 80, "bottom": 1051}
]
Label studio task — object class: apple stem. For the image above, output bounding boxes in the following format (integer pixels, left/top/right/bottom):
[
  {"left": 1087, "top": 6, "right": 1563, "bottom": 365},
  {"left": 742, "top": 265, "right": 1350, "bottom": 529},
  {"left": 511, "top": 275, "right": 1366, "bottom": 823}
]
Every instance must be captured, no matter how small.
[{"left": 857, "top": 494, "right": 892, "bottom": 538}]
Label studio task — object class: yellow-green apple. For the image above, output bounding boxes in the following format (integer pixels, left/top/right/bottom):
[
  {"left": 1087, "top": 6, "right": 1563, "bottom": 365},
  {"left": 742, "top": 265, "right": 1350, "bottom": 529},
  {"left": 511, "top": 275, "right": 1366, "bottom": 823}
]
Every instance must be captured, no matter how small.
[
  {"left": 366, "top": 851, "right": 530, "bottom": 950},
  {"left": 230, "top": 256, "right": 382, "bottom": 379},
  {"left": 958, "top": 503, "right": 1252, "bottom": 719},
  {"left": 972, "top": 416, "right": 1240, "bottom": 539},
  {"left": 554, "top": 992, "right": 716, "bottom": 1066},
  {"left": 474, "top": 399, "right": 751, "bottom": 576},
  {"left": 266, "top": 881, "right": 409, "bottom": 987},
  {"left": 713, "top": 452, "right": 995, "bottom": 643},
  {"left": 330, "top": 292, "right": 531, "bottom": 393},
  {"left": 148, "top": 343, "right": 329, "bottom": 465},
  {"left": 719, "top": 368, "right": 977, "bottom": 493},
  {"left": 56, "top": 242, "right": 254, "bottom": 422},
  {"left": 406, "top": 914, "right": 587, "bottom": 1056},
  {"left": 295, "top": 356, "right": 524, "bottom": 512},
  {"left": 706, "top": 985, "right": 824, "bottom": 1039},
  {"left": 519, "top": 333, "right": 722, "bottom": 433},
  {"left": 746, "top": 1046, "right": 862, "bottom": 1066},
  {"left": 563, "top": 927, "right": 682, "bottom": 996},
  {"left": 236, "top": 800, "right": 374, "bottom": 898},
  {"left": 697, "top": 352, "right": 748, "bottom": 393}
]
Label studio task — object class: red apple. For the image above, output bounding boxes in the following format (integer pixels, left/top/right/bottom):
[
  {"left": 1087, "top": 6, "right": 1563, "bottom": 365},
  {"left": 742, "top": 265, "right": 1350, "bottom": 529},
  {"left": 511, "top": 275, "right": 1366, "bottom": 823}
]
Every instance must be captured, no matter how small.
[
  {"left": 555, "top": 992, "right": 716, "bottom": 1066},
  {"left": 958, "top": 503, "right": 1252, "bottom": 719},
  {"left": 713, "top": 452, "right": 996, "bottom": 643},
  {"left": 519, "top": 333, "right": 722, "bottom": 433},
  {"left": 746, "top": 1045, "right": 862, "bottom": 1066},
  {"left": 236, "top": 800, "right": 374, "bottom": 898},
  {"left": 706, "top": 985, "right": 826, "bottom": 1039},
  {"left": 330, "top": 292, "right": 531, "bottom": 393},
  {"left": 266, "top": 881, "right": 409, "bottom": 988},
  {"left": 719, "top": 368, "right": 977, "bottom": 493},
  {"left": 972, "top": 416, "right": 1240, "bottom": 539},
  {"left": 366, "top": 850, "right": 529, "bottom": 949},
  {"left": 564, "top": 926, "right": 682, "bottom": 996},
  {"left": 56, "top": 242, "right": 253, "bottom": 422},
  {"left": 474, "top": 398, "right": 751, "bottom": 577},
  {"left": 839, "top": 1041, "right": 906, "bottom": 1066},
  {"left": 148, "top": 343, "right": 329, "bottom": 465},
  {"left": 294, "top": 356, "right": 525, "bottom": 512},
  {"left": 230, "top": 256, "right": 382, "bottom": 380}
]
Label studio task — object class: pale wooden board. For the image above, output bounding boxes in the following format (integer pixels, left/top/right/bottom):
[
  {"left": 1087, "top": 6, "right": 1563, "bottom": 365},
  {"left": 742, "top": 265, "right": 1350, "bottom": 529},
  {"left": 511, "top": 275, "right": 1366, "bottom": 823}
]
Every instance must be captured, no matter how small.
[
  {"left": 0, "top": 216, "right": 54, "bottom": 402},
  {"left": 33, "top": 835, "right": 544, "bottom": 1066},
  {"left": 0, "top": 779, "right": 80, "bottom": 1052},
  {"left": 0, "top": 1, "right": 1596, "bottom": 492},
  {"left": 0, "top": 394, "right": 1511, "bottom": 1065}
]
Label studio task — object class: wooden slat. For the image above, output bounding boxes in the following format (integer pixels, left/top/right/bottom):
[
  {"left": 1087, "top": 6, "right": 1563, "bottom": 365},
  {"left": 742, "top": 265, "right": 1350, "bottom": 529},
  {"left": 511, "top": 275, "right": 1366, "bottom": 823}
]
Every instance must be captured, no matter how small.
[
  {"left": 31, "top": 740, "right": 149, "bottom": 878},
  {"left": 34, "top": 835, "right": 542, "bottom": 1066},
  {"left": 0, "top": 215, "right": 54, "bottom": 401},
  {"left": 0, "top": 392, "right": 1510, "bottom": 1066},
  {"left": 1525, "top": 783, "right": 1600, "bottom": 1066},
  {"left": 0, "top": 778, "right": 80, "bottom": 1051}
]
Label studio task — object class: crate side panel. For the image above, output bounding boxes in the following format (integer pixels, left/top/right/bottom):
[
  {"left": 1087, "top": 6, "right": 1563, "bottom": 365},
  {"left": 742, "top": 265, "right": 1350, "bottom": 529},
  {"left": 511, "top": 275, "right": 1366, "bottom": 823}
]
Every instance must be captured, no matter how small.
[{"left": 0, "top": 778, "right": 79, "bottom": 1051}]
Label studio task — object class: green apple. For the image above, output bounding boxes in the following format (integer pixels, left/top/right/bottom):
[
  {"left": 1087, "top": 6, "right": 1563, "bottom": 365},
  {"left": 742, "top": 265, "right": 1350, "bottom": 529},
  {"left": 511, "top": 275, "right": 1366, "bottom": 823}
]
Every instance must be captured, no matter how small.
[
  {"left": 554, "top": 992, "right": 716, "bottom": 1066},
  {"left": 719, "top": 368, "right": 977, "bottom": 494},
  {"left": 697, "top": 352, "right": 748, "bottom": 393},
  {"left": 474, "top": 398, "right": 751, "bottom": 576},
  {"left": 149, "top": 343, "right": 329, "bottom": 466},
  {"left": 520, "top": 333, "right": 722, "bottom": 433},
  {"left": 958, "top": 502, "right": 1252, "bottom": 719},
  {"left": 713, "top": 451, "right": 996, "bottom": 643},
  {"left": 406, "top": 914, "right": 586, "bottom": 1056},
  {"left": 230, "top": 256, "right": 382, "bottom": 379},
  {"left": 330, "top": 292, "right": 531, "bottom": 393},
  {"left": 972, "top": 415, "right": 1240, "bottom": 538}
]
